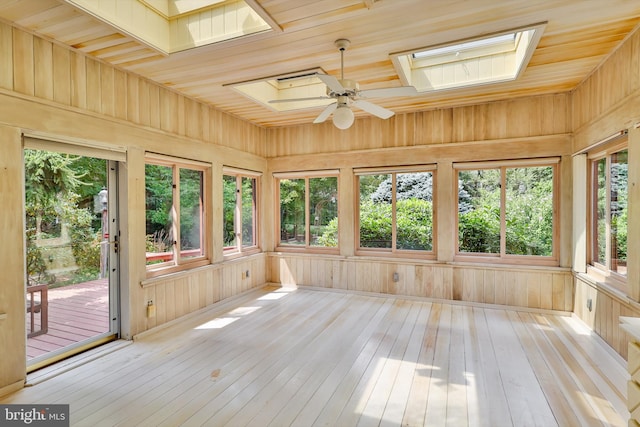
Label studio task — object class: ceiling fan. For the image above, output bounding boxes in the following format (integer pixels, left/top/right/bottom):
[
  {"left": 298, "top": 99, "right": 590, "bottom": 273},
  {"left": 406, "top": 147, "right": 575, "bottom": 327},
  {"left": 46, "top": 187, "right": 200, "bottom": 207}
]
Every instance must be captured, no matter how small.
[{"left": 269, "top": 39, "right": 418, "bottom": 130}]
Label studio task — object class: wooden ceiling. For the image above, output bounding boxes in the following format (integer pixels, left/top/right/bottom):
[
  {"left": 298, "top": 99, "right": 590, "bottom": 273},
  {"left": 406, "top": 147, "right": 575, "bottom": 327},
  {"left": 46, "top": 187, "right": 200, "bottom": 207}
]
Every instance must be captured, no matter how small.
[{"left": 1, "top": 0, "right": 640, "bottom": 128}]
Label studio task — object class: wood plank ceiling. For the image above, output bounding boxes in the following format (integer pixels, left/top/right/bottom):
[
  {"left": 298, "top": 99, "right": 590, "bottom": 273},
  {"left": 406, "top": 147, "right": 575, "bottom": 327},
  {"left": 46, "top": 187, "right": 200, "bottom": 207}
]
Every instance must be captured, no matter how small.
[{"left": 1, "top": 0, "right": 639, "bottom": 128}]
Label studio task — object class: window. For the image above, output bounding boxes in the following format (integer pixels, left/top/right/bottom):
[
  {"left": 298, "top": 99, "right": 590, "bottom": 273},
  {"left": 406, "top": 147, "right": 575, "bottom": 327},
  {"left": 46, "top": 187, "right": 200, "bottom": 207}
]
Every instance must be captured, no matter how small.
[
  {"left": 276, "top": 172, "right": 338, "bottom": 250},
  {"left": 356, "top": 168, "right": 435, "bottom": 256},
  {"left": 145, "top": 155, "right": 208, "bottom": 274},
  {"left": 223, "top": 168, "right": 260, "bottom": 255},
  {"left": 456, "top": 160, "right": 557, "bottom": 263},
  {"left": 589, "top": 144, "right": 628, "bottom": 279}
]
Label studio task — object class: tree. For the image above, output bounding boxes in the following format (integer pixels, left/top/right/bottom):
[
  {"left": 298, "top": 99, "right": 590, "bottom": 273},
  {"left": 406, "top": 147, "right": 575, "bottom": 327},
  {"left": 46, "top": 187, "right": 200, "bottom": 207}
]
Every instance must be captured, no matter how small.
[{"left": 25, "top": 150, "right": 102, "bottom": 285}]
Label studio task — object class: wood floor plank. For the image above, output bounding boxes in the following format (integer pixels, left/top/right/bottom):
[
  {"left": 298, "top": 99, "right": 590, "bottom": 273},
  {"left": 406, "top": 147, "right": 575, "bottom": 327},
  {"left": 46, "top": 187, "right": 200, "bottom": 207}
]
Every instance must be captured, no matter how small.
[
  {"left": 308, "top": 300, "right": 402, "bottom": 426},
  {"left": 423, "top": 302, "right": 452, "bottom": 427},
  {"left": 332, "top": 299, "right": 415, "bottom": 426},
  {"left": 156, "top": 291, "right": 356, "bottom": 426},
  {"left": 512, "top": 311, "right": 594, "bottom": 427},
  {"left": 445, "top": 305, "right": 468, "bottom": 427},
  {"left": 401, "top": 303, "right": 442, "bottom": 426},
  {"left": 224, "top": 295, "right": 383, "bottom": 426},
  {"left": 484, "top": 309, "right": 558, "bottom": 426},
  {"left": 357, "top": 301, "right": 424, "bottom": 426},
  {"left": 75, "top": 290, "right": 320, "bottom": 424},
  {"left": 271, "top": 298, "right": 396, "bottom": 426},
  {"left": 379, "top": 303, "right": 432, "bottom": 427},
  {"left": 1, "top": 286, "right": 629, "bottom": 427},
  {"left": 528, "top": 312, "right": 626, "bottom": 427}
]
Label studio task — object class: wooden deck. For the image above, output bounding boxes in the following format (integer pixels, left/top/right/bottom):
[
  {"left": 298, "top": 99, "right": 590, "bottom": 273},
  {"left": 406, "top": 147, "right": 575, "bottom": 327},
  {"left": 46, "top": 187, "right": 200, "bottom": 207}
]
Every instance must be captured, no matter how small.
[
  {"left": 27, "top": 279, "right": 110, "bottom": 360},
  {"left": 5, "top": 286, "right": 629, "bottom": 426}
]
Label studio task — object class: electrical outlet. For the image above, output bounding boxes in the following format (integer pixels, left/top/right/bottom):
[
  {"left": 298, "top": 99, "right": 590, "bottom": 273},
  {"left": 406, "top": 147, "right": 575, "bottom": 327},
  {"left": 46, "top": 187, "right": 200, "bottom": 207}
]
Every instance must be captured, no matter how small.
[
  {"left": 147, "top": 300, "right": 156, "bottom": 318},
  {"left": 245, "top": 270, "right": 250, "bottom": 278},
  {"left": 392, "top": 272, "right": 399, "bottom": 282},
  {"left": 587, "top": 298, "right": 593, "bottom": 312}
]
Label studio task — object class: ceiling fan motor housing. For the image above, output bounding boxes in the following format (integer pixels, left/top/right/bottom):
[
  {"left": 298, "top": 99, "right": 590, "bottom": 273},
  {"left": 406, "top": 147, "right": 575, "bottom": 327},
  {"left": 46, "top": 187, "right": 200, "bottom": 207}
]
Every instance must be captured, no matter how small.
[{"left": 328, "top": 79, "right": 359, "bottom": 98}]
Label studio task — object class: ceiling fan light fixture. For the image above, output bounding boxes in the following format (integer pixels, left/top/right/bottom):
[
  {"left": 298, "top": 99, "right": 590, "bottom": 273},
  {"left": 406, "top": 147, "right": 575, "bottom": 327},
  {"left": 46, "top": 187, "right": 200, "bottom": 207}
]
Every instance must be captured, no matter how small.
[{"left": 333, "top": 105, "right": 354, "bottom": 129}]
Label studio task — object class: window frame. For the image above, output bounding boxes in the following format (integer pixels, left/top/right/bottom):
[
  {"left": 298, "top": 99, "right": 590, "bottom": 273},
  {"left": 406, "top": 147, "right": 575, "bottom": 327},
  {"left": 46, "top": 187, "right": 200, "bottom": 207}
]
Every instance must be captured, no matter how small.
[
  {"left": 223, "top": 166, "right": 261, "bottom": 258},
  {"left": 355, "top": 165, "right": 437, "bottom": 259},
  {"left": 274, "top": 170, "right": 339, "bottom": 253},
  {"left": 454, "top": 158, "right": 559, "bottom": 266},
  {"left": 586, "top": 139, "right": 628, "bottom": 291},
  {"left": 145, "top": 154, "right": 210, "bottom": 277}
]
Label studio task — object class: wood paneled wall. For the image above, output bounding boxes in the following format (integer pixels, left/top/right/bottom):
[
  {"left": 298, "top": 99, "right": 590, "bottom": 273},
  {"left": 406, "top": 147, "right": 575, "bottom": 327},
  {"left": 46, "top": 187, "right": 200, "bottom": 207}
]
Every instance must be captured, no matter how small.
[
  {"left": 269, "top": 254, "right": 573, "bottom": 312},
  {"left": 574, "top": 276, "right": 640, "bottom": 359},
  {"left": 139, "top": 254, "right": 266, "bottom": 332},
  {"left": 572, "top": 28, "right": 640, "bottom": 151},
  {"left": 0, "top": 125, "right": 28, "bottom": 396},
  {"left": 266, "top": 93, "right": 571, "bottom": 157},
  {"left": 266, "top": 100, "right": 574, "bottom": 315},
  {"left": 570, "top": 26, "right": 640, "bottom": 359},
  {"left": 0, "top": 21, "right": 266, "bottom": 157},
  {"left": 0, "top": 23, "right": 268, "bottom": 394}
]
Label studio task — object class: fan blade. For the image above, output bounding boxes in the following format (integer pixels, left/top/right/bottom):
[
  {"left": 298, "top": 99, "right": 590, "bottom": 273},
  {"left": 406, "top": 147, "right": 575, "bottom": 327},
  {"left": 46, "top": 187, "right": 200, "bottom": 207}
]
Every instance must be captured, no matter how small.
[
  {"left": 317, "top": 74, "right": 345, "bottom": 93},
  {"left": 352, "top": 100, "right": 394, "bottom": 119},
  {"left": 358, "top": 86, "right": 418, "bottom": 98},
  {"left": 268, "top": 96, "right": 331, "bottom": 103},
  {"left": 313, "top": 103, "right": 337, "bottom": 123}
]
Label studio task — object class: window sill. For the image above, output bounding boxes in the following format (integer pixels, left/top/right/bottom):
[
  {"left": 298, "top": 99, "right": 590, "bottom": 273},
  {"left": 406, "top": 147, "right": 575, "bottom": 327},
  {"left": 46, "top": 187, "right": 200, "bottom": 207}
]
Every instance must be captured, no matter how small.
[
  {"left": 453, "top": 254, "right": 559, "bottom": 268},
  {"left": 223, "top": 247, "right": 262, "bottom": 261},
  {"left": 355, "top": 249, "right": 436, "bottom": 261},
  {"left": 141, "top": 262, "right": 216, "bottom": 288},
  {"left": 275, "top": 245, "right": 340, "bottom": 255}
]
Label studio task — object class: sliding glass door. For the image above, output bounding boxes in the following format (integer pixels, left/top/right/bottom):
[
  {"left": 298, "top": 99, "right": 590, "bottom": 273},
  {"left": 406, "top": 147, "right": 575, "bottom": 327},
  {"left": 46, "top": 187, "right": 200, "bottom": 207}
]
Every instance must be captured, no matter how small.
[{"left": 24, "top": 144, "right": 120, "bottom": 370}]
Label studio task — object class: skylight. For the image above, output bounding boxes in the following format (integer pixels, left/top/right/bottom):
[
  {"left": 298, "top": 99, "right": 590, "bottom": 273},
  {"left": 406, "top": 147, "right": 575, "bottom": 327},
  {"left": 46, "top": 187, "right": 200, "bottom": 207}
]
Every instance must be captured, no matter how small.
[
  {"left": 412, "top": 33, "right": 516, "bottom": 60},
  {"left": 391, "top": 24, "right": 546, "bottom": 93},
  {"left": 228, "top": 69, "right": 334, "bottom": 112},
  {"left": 64, "top": 0, "right": 273, "bottom": 54}
]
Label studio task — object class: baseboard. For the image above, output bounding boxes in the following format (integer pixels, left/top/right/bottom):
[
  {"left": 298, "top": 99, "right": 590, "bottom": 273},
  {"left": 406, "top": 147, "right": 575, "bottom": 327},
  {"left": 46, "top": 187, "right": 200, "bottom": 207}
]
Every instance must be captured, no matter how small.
[{"left": 0, "top": 379, "right": 25, "bottom": 398}]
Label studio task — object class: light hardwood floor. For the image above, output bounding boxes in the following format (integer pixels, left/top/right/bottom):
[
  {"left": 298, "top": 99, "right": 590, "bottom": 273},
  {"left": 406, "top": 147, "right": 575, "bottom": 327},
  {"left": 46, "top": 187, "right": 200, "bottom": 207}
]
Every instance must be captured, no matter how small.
[{"left": 2, "top": 286, "right": 629, "bottom": 426}]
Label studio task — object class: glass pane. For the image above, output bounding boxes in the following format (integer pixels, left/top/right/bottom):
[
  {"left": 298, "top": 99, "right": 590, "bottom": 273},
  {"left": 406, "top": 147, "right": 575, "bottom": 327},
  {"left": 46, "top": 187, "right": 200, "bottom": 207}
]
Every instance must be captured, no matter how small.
[
  {"left": 505, "top": 166, "right": 553, "bottom": 256},
  {"left": 223, "top": 175, "right": 237, "bottom": 249},
  {"left": 396, "top": 172, "right": 433, "bottom": 251},
  {"left": 610, "top": 150, "right": 628, "bottom": 275},
  {"left": 457, "top": 169, "right": 500, "bottom": 253},
  {"left": 145, "top": 164, "right": 174, "bottom": 265},
  {"left": 594, "top": 158, "right": 607, "bottom": 266},
  {"left": 359, "top": 174, "right": 392, "bottom": 248},
  {"left": 179, "top": 168, "right": 204, "bottom": 259},
  {"left": 309, "top": 177, "right": 338, "bottom": 247},
  {"left": 241, "top": 177, "right": 257, "bottom": 247},
  {"left": 280, "top": 179, "right": 305, "bottom": 245},
  {"left": 25, "top": 149, "right": 110, "bottom": 358}
]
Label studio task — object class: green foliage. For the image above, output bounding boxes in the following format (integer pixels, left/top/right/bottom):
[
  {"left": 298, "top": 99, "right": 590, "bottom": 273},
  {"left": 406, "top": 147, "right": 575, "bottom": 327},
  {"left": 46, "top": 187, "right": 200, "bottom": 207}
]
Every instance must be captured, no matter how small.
[
  {"left": 316, "top": 217, "right": 338, "bottom": 247},
  {"left": 145, "top": 164, "right": 173, "bottom": 241},
  {"left": 179, "top": 168, "right": 203, "bottom": 250},
  {"left": 396, "top": 198, "right": 433, "bottom": 250},
  {"left": 25, "top": 150, "right": 87, "bottom": 209},
  {"left": 359, "top": 200, "right": 392, "bottom": 248},
  {"left": 25, "top": 228, "right": 55, "bottom": 286},
  {"left": 458, "top": 166, "right": 554, "bottom": 256},
  {"left": 504, "top": 170, "right": 553, "bottom": 256},
  {"left": 458, "top": 205, "right": 500, "bottom": 253},
  {"left": 279, "top": 179, "right": 305, "bottom": 242},
  {"left": 25, "top": 150, "right": 103, "bottom": 285},
  {"left": 61, "top": 194, "right": 101, "bottom": 273},
  {"left": 223, "top": 175, "right": 237, "bottom": 246}
]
